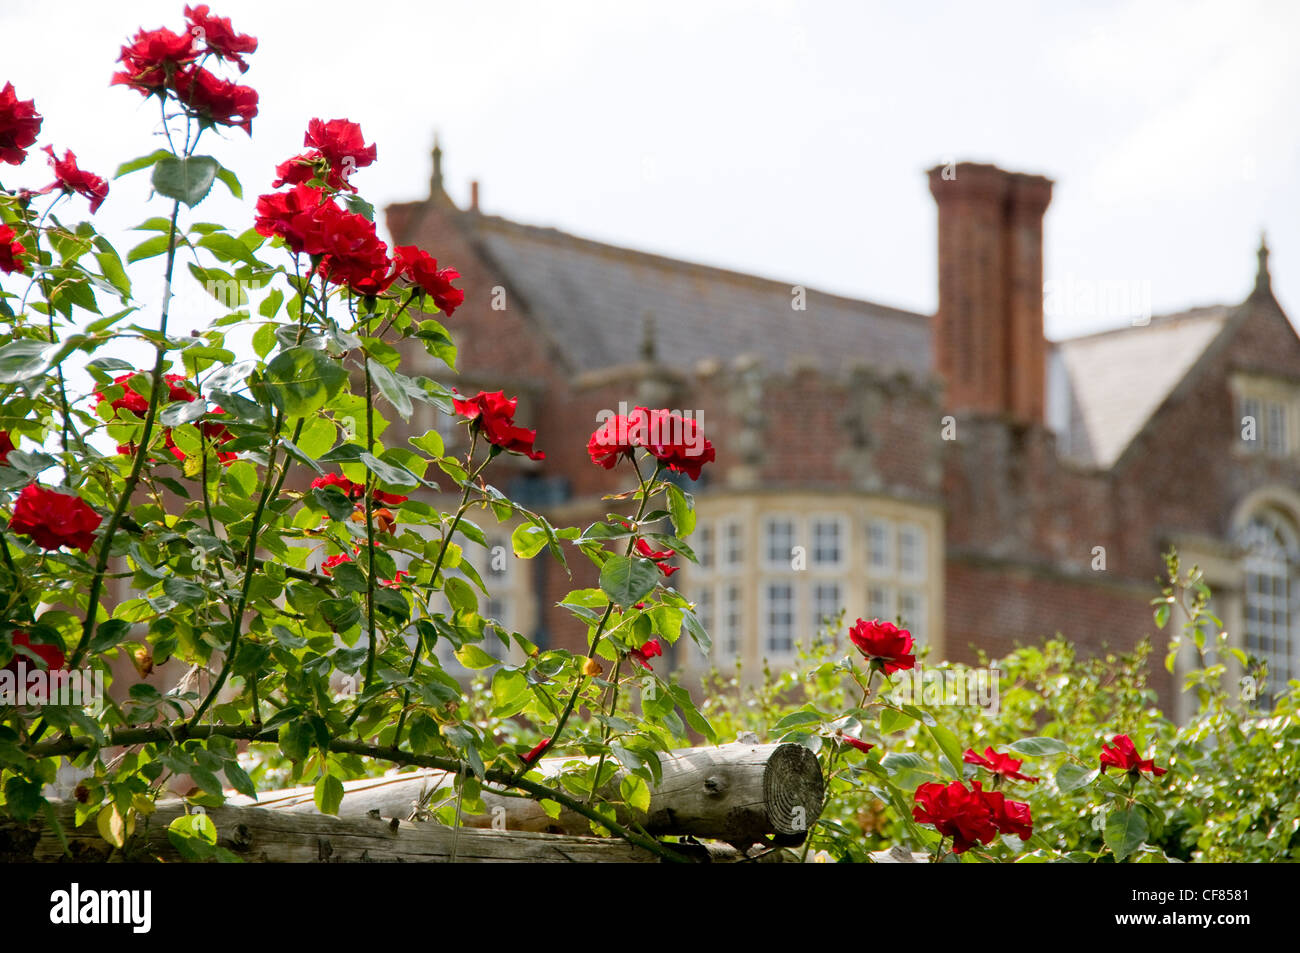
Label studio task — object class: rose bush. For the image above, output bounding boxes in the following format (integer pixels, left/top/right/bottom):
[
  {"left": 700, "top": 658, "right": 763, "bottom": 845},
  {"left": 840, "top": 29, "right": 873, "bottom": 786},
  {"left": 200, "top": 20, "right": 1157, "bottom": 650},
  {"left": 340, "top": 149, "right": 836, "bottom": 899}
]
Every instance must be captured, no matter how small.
[{"left": 3, "top": 7, "right": 1294, "bottom": 864}]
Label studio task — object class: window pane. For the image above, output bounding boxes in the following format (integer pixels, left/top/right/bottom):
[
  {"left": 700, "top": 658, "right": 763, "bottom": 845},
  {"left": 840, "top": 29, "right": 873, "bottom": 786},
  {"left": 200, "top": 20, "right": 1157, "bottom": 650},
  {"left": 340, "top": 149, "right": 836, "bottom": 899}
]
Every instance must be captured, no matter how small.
[
  {"left": 868, "top": 585, "right": 893, "bottom": 620},
  {"left": 813, "top": 581, "right": 842, "bottom": 635},
  {"left": 1265, "top": 402, "right": 1287, "bottom": 455},
  {"left": 899, "top": 589, "right": 925, "bottom": 644},
  {"left": 721, "top": 584, "right": 742, "bottom": 658},
  {"left": 697, "top": 523, "right": 714, "bottom": 570},
  {"left": 1242, "top": 397, "right": 1262, "bottom": 452},
  {"left": 867, "top": 519, "right": 892, "bottom": 574},
  {"left": 765, "top": 518, "right": 795, "bottom": 567},
  {"left": 812, "top": 518, "right": 843, "bottom": 566},
  {"left": 725, "top": 522, "right": 744, "bottom": 568},
  {"left": 764, "top": 582, "right": 795, "bottom": 654},
  {"left": 899, "top": 524, "right": 925, "bottom": 580}
]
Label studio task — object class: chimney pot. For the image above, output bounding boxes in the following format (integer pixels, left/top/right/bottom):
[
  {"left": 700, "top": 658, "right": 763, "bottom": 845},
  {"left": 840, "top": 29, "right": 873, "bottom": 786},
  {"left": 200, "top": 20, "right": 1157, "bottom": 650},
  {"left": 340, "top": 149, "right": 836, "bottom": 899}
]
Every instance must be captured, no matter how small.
[{"left": 470, "top": 180, "right": 479, "bottom": 213}]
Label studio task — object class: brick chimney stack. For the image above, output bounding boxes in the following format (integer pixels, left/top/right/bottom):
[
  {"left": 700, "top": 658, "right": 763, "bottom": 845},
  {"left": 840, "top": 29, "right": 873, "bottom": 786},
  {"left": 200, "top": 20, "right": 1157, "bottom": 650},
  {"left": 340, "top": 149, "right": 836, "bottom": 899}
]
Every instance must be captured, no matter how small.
[{"left": 928, "top": 162, "right": 1053, "bottom": 422}]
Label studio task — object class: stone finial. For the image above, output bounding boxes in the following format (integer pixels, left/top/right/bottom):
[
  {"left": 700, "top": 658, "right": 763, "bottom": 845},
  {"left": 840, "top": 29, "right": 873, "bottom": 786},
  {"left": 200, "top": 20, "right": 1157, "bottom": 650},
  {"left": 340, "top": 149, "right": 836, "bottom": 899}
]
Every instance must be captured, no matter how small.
[
  {"left": 1253, "top": 232, "right": 1272, "bottom": 297},
  {"left": 430, "top": 134, "right": 443, "bottom": 196},
  {"left": 640, "top": 312, "right": 657, "bottom": 362}
]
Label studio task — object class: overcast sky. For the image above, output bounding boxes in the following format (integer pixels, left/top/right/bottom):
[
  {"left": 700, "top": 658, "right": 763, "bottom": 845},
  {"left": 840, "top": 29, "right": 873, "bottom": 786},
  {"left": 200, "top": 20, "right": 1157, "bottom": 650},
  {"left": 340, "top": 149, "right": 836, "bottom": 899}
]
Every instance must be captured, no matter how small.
[{"left": 3, "top": 0, "right": 1297, "bottom": 341}]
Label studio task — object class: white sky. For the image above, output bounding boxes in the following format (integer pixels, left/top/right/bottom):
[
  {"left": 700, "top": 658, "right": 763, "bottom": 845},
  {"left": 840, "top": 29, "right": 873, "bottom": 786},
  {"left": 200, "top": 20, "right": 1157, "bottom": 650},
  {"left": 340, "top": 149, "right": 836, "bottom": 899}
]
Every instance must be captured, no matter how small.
[{"left": 3, "top": 0, "right": 1298, "bottom": 341}]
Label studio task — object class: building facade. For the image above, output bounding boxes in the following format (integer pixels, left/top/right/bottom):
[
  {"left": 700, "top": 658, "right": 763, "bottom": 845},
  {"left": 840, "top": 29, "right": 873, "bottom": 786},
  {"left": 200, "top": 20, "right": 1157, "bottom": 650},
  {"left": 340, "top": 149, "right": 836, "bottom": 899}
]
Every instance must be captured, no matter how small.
[{"left": 384, "top": 151, "right": 1300, "bottom": 713}]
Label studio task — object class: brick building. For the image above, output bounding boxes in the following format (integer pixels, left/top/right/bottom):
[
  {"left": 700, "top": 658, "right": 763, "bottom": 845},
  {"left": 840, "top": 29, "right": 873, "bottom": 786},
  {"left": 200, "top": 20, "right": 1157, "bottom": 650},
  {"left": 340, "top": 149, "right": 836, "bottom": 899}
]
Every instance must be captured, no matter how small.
[{"left": 384, "top": 150, "right": 1300, "bottom": 713}]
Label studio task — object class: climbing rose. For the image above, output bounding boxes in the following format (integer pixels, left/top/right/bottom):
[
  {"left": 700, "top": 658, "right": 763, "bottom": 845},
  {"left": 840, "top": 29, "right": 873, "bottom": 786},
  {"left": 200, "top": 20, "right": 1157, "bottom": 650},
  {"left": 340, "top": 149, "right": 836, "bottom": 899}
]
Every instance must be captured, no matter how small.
[
  {"left": 0, "top": 82, "right": 42, "bottom": 165},
  {"left": 841, "top": 737, "right": 874, "bottom": 755},
  {"left": 40, "top": 147, "right": 109, "bottom": 213},
  {"left": 587, "top": 412, "right": 639, "bottom": 470},
  {"left": 315, "top": 206, "right": 392, "bottom": 294},
  {"left": 628, "top": 638, "right": 663, "bottom": 671},
  {"left": 452, "top": 390, "right": 544, "bottom": 461},
  {"left": 320, "top": 552, "right": 353, "bottom": 575},
  {"left": 184, "top": 5, "right": 257, "bottom": 71},
  {"left": 984, "top": 790, "right": 1034, "bottom": 841},
  {"left": 848, "top": 618, "right": 916, "bottom": 674},
  {"left": 272, "top": 152, "right": 349, "bottom": 192},
  {"left": 912, "top": 780, "right": 999, "bottom": 854},
  {"left": 1099, "top": 734, "right": 1167, "bottom": 777},
  {"left": 392, "top": 246, "right": 463, "bottom": 315},
  {"left": 963, "top": 746, "right": 1040, "bottom": 784},
  {"left": 0, "top": 431, "right": 13, "bottom": 464},
  {"left": 111, "top": 26, "right": 199, "bottom": 96},
  {"left": 96, "top": 373, "right": 234, "bottom": 463},
  {"left": 634, "top": 537, "right": 678, "bottom": 577},
  {"left": 253, "top": 185, "right": 332, "bottom": 255},
  {"left": 304, "top": 118, "right": 376, "bottom": 177},
  {"left": 310, "top": 473, "right": 407, "bottom": 507},
  {"left": 8, "top": 485, "right": 102, "bottom": 552},
  {"left": 0, "top": 225, "right": 25, "bottom": 274},
  {"left": 173, "top": 66, "right": 258, "bottom": 134},
  {"left": 4, "top": 632, "right": 65, "bottom": 672},
  {"left": 641, "top": 409, "right": 714, "bottom": 480}
]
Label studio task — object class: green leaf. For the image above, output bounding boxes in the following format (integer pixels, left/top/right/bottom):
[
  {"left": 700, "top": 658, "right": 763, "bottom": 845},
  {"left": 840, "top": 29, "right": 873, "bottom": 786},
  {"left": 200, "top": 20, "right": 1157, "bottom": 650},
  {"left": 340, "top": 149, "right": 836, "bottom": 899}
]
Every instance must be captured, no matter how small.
[
  {"left": 160, "top": 399, "right": 207, "bottom": 427},
  {"left": 163, "top": 576, "right": 204, "bottom": 606},
  {"left": 620, "top": 775, "right": 652, "bottom": 814},
  {"left": 666, "top": 484, "right": 696, "bottom": 539},
  {"left": 1008, "top": 737, "right": 1069, "bottom": 757},
  {"left": 455, "top": 644, "right": 498, "bottom": 670},
  {"left": 314, "top": 774, "right": 345, "bottom": 816},
  {"left": 1104, "top": 806, "right": 1149, "bottom": 862},
  {"left": 127, "top": 234, "right": 173, "bottom": 264},
  {"left": 599, "top": 555, "right": 660, "bottom": 607},
  {"left": 1055, "top": 762, "right": 1100, "bottom": 793},
  {"left": 0, "top": 340, "right": 55, "bottom": 384},
  {"left": 773, "top": 710, "right": 822, "bottom": 732},
  {"left": 115, "top": 149, "right": 173, "bottom": 179},
  {"left": 369, "top": 362, "right": 412, "bottom": 419},
  {"left": 223, "top": 761, "right": 256, "bottom": 798},
  {"left": 214, "top": 163, "right": 242, "bottom": 199},
  {"left": 358, "top": 452, "right": 419, "bottom": 488},
  {"left": 152, "top": 155, "right": 219, "bottom": 208},
  {"left": 264, "top": 347, "right": 347, "bottom": 418},
  {"left": 3, "top": 776, "right": 43, "bottom": 822},
  {"left": 511, "top": 523, "right": 549, "bottom": 559},
  {"left": 927, "top": 723, "right": 965, "bottom": 779},
  {"left": 879, "top": 707, "right": 915, "bottom": 734},
  {"left": 491, "top": 667, "right": 528, "bottom": 708}
]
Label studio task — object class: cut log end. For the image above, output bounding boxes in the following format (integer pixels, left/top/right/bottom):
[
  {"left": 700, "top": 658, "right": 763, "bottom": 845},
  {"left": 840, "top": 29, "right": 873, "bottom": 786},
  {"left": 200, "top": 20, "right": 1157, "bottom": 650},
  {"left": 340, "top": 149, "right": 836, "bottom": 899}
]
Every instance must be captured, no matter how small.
[{"left": 764, "top": 743, "right": 825, "bottom": 840}]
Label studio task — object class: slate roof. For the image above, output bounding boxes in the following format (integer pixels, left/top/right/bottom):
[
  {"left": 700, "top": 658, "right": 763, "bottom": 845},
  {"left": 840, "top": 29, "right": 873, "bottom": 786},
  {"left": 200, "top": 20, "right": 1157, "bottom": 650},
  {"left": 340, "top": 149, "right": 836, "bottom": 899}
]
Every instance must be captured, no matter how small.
[
  {"left": 1046, "top": 306, "right": 1234, "bottom": 468},
  {"left": 440, "top": 204, "right": 1241, "bottom": 473},
  {"left": 462, "top": 214, "right": 933, "bottom": 379}
]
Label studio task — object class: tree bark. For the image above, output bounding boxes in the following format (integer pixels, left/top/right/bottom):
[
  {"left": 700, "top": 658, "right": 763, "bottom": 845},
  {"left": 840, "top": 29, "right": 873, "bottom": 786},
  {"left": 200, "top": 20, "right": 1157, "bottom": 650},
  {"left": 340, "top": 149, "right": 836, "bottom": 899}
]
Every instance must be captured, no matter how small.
[
  {"left": 234, "top": 741, "right": 824, "bottom": 847},
  {"left": 1, "top": 800, "right": 780, "bottom": 863}
]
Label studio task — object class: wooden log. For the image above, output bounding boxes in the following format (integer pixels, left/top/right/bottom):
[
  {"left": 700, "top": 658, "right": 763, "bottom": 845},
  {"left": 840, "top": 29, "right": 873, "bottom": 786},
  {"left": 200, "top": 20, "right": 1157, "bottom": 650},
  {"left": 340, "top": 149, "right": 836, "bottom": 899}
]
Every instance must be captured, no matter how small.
[
  {"left": 233, "top": 741, "right": 824, "bottom": 847},
  {"left": 1, "top": 800, "right": 767, "bottom": 863}
]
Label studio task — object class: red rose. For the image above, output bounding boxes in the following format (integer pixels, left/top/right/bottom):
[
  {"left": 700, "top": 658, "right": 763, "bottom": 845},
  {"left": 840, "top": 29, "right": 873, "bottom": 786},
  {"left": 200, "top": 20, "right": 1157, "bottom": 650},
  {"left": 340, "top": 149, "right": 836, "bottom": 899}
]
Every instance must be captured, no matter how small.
[
  {"left": 382, "top": 570, "right": 410, "bottom": 589},
  {"left": 962, "top": 746, "right": 1040, "bottom": 784},
  {"left": 912, "top": 780, "right": 999, "bottom": 854},
  {"left": 272, "top": 152, "right": 352, "bottom": 192},
  {"left": 1099, "top": 734, "right": 1167, "bottom": 777},
  {"left": 173, "top": 66, "right": 258, "bottom": 134},
  {"left": 641, "top": 409, "right": 714, "bottom": 480},
  {"left": 311, "top": 473, "right": 408, "bottom": 509},
  {"left": 40, "top": 147, "right": 109, "bottom": 214},
  {"left": 628, "top": 638, "right": 663, "bottom": 671},
  {"left": 304, "top": 118, "right": 376, "bottom": 182},
  {"left": 586, "top": 413, "right": 638, "bottom": 470},
  {"left": 0, "top": 225, "right": 25, "bottom": 275},
  {"left": 391, "top": 246, "right": 464, "bottom": 315},
  {"left": 521, "top": 738, "right": 550, "bottom": 765},
  {"left": 848, "top": 618, "right": 916, "bottom": 674},
  {"left": 8, "top": 484, "right": 102, "bottom": 552},
  {"left": 634, "top": 537, "right": 678, "bottom": 577},
  {"left": 0, "top": 431, "right": 14, "bottom": 464},
  {"left": 320, "top": 552, "right": 353, "bottom": 575},
  {"left": 451, "top": 390, "right": 544, "bottom": 461},
  {"left": 184, "top": 5, "right": 258, "bottom": 72},
  {"left": 0, "top": 82, "right": 42, "bottom": 165},
  {"left": 111, "top": 26, "right": 199, "bottom": 96},
  {"left": 841, "top": 736, "right": 874, "bottom": 755},
  {"left": 315, "top": 207, "right": 393, "bottom": 295},
  {"left": 4, "top": 631, "right": 66, "bottom": 672},
  {"left": 983, "top": 790, "right": 1034, "bottom": 841},
  {"left": 254, "top": 185, "right": 333, "bottom": 256}
]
